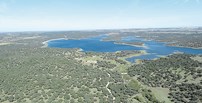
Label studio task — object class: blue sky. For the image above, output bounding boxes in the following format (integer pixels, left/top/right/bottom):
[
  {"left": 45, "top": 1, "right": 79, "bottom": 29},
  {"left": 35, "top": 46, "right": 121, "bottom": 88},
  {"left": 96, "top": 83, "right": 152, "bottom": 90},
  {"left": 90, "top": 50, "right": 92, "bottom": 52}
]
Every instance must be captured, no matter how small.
[{"left": 0, "top": 0, "right": 202, "bottom": 32}]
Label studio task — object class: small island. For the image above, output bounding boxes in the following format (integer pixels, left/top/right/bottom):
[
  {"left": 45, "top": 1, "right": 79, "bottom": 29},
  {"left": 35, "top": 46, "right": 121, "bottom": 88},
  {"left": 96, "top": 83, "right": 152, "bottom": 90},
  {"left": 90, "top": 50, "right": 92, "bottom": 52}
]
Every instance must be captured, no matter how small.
[{"left": 115, "top": 41, "right": 146, "bottom": 48}]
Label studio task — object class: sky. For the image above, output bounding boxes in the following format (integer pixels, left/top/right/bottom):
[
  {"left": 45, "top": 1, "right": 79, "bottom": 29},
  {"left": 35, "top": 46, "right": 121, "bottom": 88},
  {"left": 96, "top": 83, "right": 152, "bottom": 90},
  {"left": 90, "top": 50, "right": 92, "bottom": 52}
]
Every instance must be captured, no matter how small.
[{"left": 0, "top": 0, "right": 202, "bottom": 32}]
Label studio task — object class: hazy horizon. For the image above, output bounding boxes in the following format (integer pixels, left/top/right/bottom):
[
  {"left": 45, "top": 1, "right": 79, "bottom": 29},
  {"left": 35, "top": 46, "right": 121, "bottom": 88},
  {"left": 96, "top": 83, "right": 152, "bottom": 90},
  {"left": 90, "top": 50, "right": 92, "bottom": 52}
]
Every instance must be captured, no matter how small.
[{"left": 0, "top": 0, "right": 202, "bottom": 32}]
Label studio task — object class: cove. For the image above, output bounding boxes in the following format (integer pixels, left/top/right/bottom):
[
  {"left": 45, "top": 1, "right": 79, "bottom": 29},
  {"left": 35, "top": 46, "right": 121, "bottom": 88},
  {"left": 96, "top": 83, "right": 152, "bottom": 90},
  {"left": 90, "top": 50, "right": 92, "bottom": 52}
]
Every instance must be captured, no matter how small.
[{"left": 47, "top": 35, "right": 202, "bottom": 62}]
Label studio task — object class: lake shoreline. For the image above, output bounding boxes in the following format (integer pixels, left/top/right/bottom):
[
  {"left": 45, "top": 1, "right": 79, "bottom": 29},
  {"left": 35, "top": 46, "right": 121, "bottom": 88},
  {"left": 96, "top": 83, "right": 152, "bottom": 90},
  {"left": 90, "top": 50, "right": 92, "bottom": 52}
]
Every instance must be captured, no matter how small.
[
  {"left": 42, "top": 34, "right": 202, "bottom": 63},
  {"left": 42, "top": 38, "right": 67, "bottom": 48}
]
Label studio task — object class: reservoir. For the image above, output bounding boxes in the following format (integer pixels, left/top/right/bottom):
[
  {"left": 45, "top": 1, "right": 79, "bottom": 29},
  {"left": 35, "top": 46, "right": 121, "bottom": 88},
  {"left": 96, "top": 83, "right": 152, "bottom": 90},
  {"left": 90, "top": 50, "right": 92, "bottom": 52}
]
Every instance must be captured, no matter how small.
[{"left": 47, "top": 35, "right": 202, "bottom": 62}]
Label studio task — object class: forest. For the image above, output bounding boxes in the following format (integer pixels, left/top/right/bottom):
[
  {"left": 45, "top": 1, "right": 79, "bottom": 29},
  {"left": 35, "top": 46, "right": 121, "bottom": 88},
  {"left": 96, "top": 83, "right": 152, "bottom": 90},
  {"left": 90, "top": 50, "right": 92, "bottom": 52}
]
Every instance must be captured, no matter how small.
[{"left": 0, "top": 30, "right": 202, "bottom": 103}]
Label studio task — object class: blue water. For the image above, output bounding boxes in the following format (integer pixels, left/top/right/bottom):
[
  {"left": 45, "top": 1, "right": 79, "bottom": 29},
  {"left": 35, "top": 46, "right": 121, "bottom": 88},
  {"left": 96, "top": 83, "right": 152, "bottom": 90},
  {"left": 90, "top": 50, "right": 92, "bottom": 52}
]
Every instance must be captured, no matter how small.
[
  {"left": 48, "top": 35, "right": 202, "bottom": 62},
  {"left": 48, "top": 35, "right": 143, "bottom": 52}
]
